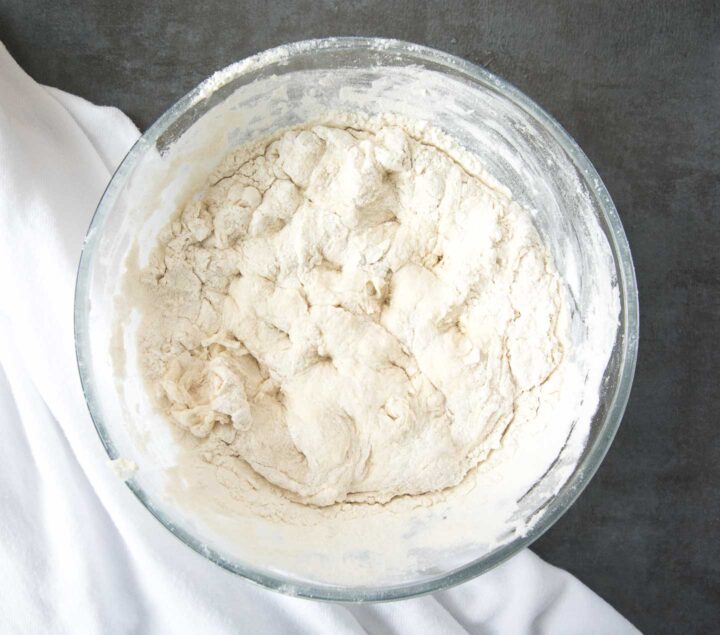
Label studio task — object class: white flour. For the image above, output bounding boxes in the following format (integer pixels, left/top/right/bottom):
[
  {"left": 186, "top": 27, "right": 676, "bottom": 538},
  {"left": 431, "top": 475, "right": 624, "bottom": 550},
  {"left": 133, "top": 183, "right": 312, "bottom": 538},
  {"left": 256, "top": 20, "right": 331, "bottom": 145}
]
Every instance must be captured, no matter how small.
[{"left": 129, "top": 113, "right": 574, "bottom": 580}]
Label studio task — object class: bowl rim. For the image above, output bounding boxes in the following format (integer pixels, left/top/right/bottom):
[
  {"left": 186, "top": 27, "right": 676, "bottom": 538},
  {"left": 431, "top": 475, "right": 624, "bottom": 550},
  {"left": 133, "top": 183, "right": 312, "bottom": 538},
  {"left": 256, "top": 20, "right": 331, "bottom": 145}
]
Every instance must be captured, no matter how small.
[{"left": 74, "top": 36, "right": 639, "bottom": 603}]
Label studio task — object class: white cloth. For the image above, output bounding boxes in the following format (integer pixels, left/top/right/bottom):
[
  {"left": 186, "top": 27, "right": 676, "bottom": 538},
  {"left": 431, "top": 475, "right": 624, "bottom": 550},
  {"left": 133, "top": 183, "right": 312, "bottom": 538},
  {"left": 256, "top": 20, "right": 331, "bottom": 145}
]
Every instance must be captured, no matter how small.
[{"left": 0, "top": 41, "right": 639, "bottom": 635}]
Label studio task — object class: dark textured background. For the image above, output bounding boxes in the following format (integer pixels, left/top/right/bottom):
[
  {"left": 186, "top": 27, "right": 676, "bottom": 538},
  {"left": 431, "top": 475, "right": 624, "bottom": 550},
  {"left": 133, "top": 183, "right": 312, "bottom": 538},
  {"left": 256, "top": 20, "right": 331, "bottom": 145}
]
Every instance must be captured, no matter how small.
[{"left": 1, "top": 1, "right": 718, "bottom": 632}]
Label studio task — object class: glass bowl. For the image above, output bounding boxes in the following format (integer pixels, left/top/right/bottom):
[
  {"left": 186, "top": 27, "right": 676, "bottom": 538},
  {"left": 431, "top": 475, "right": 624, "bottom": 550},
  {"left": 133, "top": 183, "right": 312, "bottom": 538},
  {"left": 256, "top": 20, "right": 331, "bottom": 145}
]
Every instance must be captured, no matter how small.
[{"left": 74, "top": 37, "right": 638, "bottom": 601}]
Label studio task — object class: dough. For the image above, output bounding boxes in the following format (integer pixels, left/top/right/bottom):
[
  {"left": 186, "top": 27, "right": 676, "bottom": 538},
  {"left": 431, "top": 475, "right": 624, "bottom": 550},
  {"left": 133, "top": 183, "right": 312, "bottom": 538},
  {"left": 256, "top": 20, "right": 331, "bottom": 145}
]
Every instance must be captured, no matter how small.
[{"left": 137, "top": 116, "right": 566, "bottom": 510}]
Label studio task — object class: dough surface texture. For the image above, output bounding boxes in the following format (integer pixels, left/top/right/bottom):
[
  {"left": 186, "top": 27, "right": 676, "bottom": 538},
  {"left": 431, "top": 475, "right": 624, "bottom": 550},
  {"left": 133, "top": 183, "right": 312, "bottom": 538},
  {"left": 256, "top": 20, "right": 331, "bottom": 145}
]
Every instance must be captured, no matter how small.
[{"left": 137, "top": 115, "right": 566, "bottom": 512}]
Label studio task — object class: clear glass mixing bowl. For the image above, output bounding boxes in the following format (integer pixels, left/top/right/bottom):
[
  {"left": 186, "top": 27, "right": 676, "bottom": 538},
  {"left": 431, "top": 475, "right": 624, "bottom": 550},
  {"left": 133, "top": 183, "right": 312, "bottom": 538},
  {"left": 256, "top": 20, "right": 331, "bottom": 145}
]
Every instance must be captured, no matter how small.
[{"left": 74, "top": 38, "right": 638, "bottom": 601}]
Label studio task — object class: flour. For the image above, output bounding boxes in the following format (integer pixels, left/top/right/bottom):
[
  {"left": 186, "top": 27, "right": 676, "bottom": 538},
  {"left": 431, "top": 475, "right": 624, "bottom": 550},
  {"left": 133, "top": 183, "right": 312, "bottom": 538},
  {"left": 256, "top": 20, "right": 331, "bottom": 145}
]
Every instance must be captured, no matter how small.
[
  {"left": 108, "top": 457, "right": 138, "bottom": 481},
  {"left": 136, "top": 113, "right": 567, "bottom": 520}
]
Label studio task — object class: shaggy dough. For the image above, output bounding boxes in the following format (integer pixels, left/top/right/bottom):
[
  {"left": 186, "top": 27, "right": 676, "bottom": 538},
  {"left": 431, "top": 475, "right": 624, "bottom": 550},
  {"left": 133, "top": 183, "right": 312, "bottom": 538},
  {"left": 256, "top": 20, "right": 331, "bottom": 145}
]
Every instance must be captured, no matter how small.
[{"left": 137, "top": 116, "right": 566, "bottom": 509}]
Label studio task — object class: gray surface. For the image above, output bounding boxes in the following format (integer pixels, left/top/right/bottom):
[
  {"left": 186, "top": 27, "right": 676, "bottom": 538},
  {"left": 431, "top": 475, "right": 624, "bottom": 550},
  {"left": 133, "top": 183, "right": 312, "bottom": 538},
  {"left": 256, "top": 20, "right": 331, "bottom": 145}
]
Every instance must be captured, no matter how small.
[{"left": 1, "top": 1, "right": 718, "bottom": 632}]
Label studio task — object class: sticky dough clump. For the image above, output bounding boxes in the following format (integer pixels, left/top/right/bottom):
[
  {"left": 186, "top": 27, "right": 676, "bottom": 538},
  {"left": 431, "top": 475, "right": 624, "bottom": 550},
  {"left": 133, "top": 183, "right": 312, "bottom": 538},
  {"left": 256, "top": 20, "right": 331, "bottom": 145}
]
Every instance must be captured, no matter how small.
[{"left": 138, "top": 116, "right": 566, "bottom": 509}]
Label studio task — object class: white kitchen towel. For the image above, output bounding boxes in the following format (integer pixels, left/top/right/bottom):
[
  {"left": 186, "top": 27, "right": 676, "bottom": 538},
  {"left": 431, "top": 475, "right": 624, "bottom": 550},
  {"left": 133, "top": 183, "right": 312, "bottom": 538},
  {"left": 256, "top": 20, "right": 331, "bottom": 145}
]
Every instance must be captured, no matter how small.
[{"left": 0, "top": 41, "right": 639, "bottom": 635}]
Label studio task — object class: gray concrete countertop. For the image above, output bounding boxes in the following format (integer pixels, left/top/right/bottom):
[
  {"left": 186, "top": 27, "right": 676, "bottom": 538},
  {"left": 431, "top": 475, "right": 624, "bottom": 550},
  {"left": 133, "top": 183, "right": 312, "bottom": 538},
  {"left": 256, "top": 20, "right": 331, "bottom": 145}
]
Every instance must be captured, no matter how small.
[{"left": 2, "top": 1, "right": 717, "bottom": 632}]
